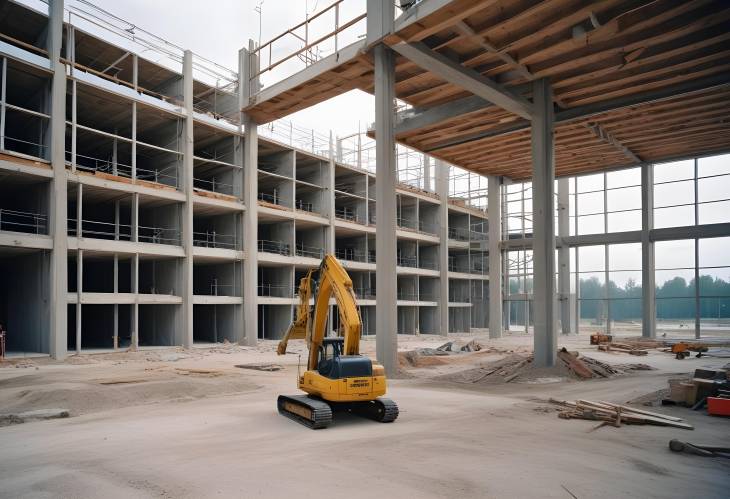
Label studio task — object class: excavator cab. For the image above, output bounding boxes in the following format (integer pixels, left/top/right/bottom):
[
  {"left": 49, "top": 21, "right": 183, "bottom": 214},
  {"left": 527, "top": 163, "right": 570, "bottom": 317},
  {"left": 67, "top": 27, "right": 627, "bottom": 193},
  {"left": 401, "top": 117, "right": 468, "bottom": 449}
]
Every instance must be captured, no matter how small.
[{"left": 317, "top": 338, "right": 372, "bottom": 380}]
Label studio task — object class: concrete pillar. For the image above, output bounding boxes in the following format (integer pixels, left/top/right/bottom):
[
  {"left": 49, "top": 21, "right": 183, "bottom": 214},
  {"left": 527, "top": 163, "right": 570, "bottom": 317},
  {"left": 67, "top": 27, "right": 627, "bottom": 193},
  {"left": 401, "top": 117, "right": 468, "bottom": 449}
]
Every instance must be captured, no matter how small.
[
  {"left": 436, "top": 160, "right": 449, "bottom": 336},
  {"left": 180, "top": 50, "right": 194, "bottom": 348},
  {"left": 241, "top": 41, "right": 259, "bottom": 346},
  {"left": 373, "top": 43, "right": 398, "bottom": 375},
  {"left": 113, "top": 253, "right": 118, "bottom": 349},
  {"left": 641, "top": 163, "right": 656, "bottom": 338},
  {"left": 531, "top": 78, "right": 557, "bottom": 368},
  {"left": 423, "top": 155, "right": 431, "bottom": 192},
  {"left": 557, "top": 176, "right": 573, "bottom": 334},
  {"left": 131, "top": 253, "right": 139, "bottom": 349},
  {"left": 327, "top": 132, "right": 336, "bottom": 254},
  {"left": 48, "top": 0, "right": 67, "bottom": 360},
  {"left": 488, "top": 175, "right": 502, "bottom": 338},
  {"left": 76, "top": 250, "right": 82, "bottom": 353}
]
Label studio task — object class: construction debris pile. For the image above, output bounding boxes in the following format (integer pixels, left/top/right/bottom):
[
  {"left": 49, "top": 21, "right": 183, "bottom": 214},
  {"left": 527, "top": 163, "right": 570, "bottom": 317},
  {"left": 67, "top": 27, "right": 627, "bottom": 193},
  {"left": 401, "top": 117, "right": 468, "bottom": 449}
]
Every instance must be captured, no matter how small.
[
  {"left": 663, "top": 366, "right": 730, "bottom": 416},
  {"left": 549, "top": 399, "right": 694, "bottom": 430},
  {"left": 430, "top": 347, "right": 655, "bottom": 384}
]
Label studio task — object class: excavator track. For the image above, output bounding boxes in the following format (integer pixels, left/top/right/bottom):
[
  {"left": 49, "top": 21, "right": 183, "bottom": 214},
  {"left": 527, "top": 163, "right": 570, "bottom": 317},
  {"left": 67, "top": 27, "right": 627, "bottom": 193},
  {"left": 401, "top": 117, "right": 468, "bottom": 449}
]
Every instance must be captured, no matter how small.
[
  {"left": 348, "top": 398, "right": 399, "bottom": 423},
  {"left": 277, "top": 394, "right": 333, "bottom": 429}
]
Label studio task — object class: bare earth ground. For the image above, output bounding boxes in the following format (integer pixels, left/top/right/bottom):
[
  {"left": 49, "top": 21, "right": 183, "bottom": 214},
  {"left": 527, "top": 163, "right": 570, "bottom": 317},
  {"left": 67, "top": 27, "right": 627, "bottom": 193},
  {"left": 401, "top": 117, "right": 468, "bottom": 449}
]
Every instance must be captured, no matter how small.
[{"left": 1, "top": 332, "right": 729, "bottom": 498}]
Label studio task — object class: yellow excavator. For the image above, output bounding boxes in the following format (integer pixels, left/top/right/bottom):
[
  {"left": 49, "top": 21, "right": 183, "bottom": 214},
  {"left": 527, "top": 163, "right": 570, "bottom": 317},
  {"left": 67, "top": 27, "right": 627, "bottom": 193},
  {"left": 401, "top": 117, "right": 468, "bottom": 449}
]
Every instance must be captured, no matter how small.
[{"left": 276, "top": 254, "right": 398, "bottom": 429}]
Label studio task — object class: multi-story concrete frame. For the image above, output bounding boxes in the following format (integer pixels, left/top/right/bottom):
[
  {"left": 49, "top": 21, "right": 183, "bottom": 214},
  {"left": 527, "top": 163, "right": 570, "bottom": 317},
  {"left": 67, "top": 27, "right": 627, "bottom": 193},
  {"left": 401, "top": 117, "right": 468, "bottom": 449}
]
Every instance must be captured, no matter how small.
[{"left": 0, "top": 0, "right": 489, "bottom": 358}]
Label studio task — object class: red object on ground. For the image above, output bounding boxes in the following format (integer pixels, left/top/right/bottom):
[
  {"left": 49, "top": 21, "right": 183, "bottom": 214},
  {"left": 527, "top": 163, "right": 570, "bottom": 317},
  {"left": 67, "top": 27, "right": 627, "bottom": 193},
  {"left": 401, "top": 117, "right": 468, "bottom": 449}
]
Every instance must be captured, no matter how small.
[{"left": 707, "top": 397, "right": 730, "bottom": 416}]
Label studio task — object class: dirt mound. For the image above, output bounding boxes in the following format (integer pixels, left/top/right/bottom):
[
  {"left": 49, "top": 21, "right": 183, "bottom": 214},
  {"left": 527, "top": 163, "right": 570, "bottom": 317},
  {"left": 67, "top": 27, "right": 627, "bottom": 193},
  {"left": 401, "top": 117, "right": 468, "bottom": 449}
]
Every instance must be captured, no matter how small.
[{"left": 398, "top": 350, "right": 449, "bottom": 368}]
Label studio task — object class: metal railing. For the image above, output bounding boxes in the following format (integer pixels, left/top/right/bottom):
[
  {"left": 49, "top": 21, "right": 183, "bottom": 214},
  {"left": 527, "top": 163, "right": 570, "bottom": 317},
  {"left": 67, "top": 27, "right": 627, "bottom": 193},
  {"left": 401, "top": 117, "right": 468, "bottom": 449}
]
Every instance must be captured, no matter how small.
[
  {"left": 138, "top": 226, "right": 181, "bottom": 246},
  {"left": 396, "top": 216, "right": 418, "bottom": 231},
  {"left": 448, "top": 227, "right": 471, "bottom": 241},
  {"left": 448, "top": 261, "right": 471, "bottom": 273},
  {"left": 258, "top": 239, "right": 290, "bottom": 256},
  {"left": 449, "top": 292, "right": 471, "bottom": 303},
  {"left": 353, "top": 287, "right": 376, "bottom": 299},
  {"left": 209, "top": 280, "right": 236, "bottom": 296},
  {"left": 2, "top": 135, "right": 48, "bottom": 159},
  {"left": 295, "top": 242, "right": 324, "bottom": 259},
  {"left": 295, "top": 199, "right": 314, "bottom": 212},
  {"left": 251, "top": 0, "right": 367, "bottom": 85},
  {"left": 193, "top": 231, "right": 237, "bottom": 249},
  {"left": 135, "top": 165, "right": 179, "bottom": 188},
  {"left": 194, "top": 177, "right": 235, "bottom": 196},
  {"left": 419, "top": 260, "right": 439, "bottom": 270},
  {"left": 67, "top": 218, "right": 132, "bottom": 240},
  {"left": 335, "top": 206, "right": 360, "bottom": 222},
  {"left": 0, "top": 208, "right": 47, "bottom": 234},
  {"left": 258, "top": 283, "right": 293, "bottom": 298},
  {"left": 397, "top": 291, "right": 419, "bottom": 301},
  {"left": 335, "top": 247, "right": 368, "bottom": 263},
  {"left": 397, "top": 255, "right": 418, "bottom": 268},
  {"left": 258, "top": 191, "right": 283, "bottom": 206}
]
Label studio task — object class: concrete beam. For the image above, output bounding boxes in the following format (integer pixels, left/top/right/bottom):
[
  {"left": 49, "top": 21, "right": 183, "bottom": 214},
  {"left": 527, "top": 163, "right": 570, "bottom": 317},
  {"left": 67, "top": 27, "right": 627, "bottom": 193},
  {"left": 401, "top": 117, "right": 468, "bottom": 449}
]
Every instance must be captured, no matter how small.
[
  {"left": 391, "top": 41, "right": 533, "bottom": 120},
  {"left": 181, "top": 50, "right": 194, "bottom": 349},
  {"left": 531, "top": 78, "right": 556, "bottom": 368},
  {"left": 241, "top": 41, "right": 259, "bottom": 347},
  {"left": 48, "top": 0, "right": 67, "bottom": 360},
  {"left": 488, "top": 175, "right": 502, "bottom": 338},
  {"left": 374, "top": 43, "right": 398, "bottom": 375},
  {"left": 395, "top": 95, "right": 490, "bottom": 136}
]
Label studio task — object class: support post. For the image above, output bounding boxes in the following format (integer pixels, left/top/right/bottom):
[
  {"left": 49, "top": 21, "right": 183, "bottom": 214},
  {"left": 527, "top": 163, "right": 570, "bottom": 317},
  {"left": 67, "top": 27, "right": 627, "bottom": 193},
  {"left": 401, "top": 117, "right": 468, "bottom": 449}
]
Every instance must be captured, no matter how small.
[
  {"left": 76, "top": 249, "right": 82, "bottom": 354},
  {"left": 49, "top": 0, "right": 67, "bottom": 360},
  {"left": 557, "top": 177, "right": 573, "bottom": 334},
  {"left": 373, "top": 42, "right": 398, "bottom": 375},
  {"left": 180, "top": 50, "right": 194, "bottom": 349},
  {"left": 113, "top": 253, "right": 118, "bottom": 349},
  {"left": 241, "top": 41, "right": 259, "bottom": 346},
  {"left": 488, "top": 175, "right": 502, "bottom": 338},
  {"left": 531, "top": 78, "right": 556, "bottom": 368},
  {"left": 131, "top": 253, "right": 139, "bottom": 349},
  {"left": 641, "top": 163, "right": 656, "bottom": 338},
  {"left": 423, "top": 155, "right": 431, "bottom": 191},
  {"left": 436, "top": 159, "right": 449, "bottom": 337}
]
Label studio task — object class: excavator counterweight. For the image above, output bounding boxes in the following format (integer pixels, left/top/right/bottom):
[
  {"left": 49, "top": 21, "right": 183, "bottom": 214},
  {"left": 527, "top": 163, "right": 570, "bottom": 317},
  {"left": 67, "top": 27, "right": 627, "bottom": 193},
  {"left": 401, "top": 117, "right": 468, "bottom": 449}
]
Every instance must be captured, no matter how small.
[{"left": 275, "top": 255, "right": 398, "bottom": 429}]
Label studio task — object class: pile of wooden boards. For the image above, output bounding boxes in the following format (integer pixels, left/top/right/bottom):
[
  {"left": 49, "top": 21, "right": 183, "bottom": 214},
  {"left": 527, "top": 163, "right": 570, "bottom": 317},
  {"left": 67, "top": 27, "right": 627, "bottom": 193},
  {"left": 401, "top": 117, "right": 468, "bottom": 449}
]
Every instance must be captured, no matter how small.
[
  {"left": 550, "top": 399, "right": 694, "bottom": 430},
  {"left": 597, "top": 342, "right": 648, "bottom": 355}
]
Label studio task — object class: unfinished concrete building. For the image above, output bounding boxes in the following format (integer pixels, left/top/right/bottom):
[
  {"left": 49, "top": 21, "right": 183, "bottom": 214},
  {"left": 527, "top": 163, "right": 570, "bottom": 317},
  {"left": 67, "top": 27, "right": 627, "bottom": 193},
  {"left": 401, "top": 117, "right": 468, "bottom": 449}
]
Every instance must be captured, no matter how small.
[{"left": 0, "top": 0, "right": 490, "bottom": 358}]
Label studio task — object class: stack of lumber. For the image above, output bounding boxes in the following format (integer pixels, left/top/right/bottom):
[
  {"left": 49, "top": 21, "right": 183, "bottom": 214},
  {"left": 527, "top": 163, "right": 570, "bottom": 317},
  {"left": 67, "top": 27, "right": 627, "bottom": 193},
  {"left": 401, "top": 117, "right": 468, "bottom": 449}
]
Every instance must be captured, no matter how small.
[
  {"left": 550, "top": 399, "right": 694, "bottom": 430},
  {"left": 597, "top": 342, "right": 648, "bottom": 355}
]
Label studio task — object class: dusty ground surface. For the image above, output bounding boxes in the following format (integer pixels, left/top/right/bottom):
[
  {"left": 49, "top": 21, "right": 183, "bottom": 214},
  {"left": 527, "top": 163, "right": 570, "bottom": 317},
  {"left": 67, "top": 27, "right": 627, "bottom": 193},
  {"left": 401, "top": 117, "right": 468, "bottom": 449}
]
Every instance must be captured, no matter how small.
[{"left": 1, "top": 332, "right": 729, "bottom": 498}]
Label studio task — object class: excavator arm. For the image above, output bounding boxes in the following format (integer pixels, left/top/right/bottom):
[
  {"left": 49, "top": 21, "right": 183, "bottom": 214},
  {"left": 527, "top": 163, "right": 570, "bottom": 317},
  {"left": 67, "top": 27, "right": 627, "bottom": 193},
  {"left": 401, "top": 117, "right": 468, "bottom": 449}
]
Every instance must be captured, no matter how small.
[
  {"left": 306, "top": 254, "right": 362, "bottom": 371},
  {"left": 276, "top": 270, "right": 314, "bottom": 356}
]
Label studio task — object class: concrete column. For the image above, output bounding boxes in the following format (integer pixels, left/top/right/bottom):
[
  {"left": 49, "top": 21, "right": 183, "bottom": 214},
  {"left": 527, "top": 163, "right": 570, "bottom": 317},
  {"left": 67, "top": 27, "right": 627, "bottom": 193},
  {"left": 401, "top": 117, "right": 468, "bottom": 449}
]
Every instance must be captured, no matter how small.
[
  {"left": 76, "top": 250, "right": 82, "bottom": 353},
  {"left": 180, "top": 50, "right": 194, "bottom": 348},
  {"left": 48, "top": 0, "right": 68, "bottom": 360},
  {"left": 557, "top": 176, "right": 573, "bottom": 334},
  {"left": 241, "top": 41, "right": 259, "bottom": 346},
  {"left": 131, "top": 253, "right": 139, "bottom": 349},
  {"left": 423, "top": 155, "right": 431, "bottom": 192},
  {"left": 327, "top": 132, "right": 336, "bottom": 254},
  {"left": 531, "top": 78, "right": 557, "bottom": 368},
  {"left": 436, "top": 160, "right": 449, "bottom": 336},
  {"left": 373, "top": 43, "right": 398, "bottom": 375},
  {"left": 113, "top": 253, "right": 118, "bottom": 349},
  {"left": 641, "top": 163, "right": 656, "bottom": 338},
  {"left": 488, "top": 175, "right": 502, "bottom": 338}
]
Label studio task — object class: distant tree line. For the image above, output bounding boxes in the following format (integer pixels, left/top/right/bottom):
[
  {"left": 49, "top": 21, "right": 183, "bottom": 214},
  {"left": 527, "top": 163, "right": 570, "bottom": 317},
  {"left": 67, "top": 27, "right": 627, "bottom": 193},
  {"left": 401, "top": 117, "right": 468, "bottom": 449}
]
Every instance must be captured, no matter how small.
[{"left": 509, "top": 275, "right": 730, "bottom": 322}]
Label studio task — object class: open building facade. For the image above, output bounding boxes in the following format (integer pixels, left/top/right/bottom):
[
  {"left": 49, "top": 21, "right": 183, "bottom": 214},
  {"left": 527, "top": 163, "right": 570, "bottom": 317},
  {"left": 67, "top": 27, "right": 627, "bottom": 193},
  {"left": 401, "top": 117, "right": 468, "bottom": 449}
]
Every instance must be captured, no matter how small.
[
  {"left": 0, "top": 0, "right": 729, "bottom": 369},
  {"left": 0, "top": 0, "right": 490, "bottom": 357}
]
